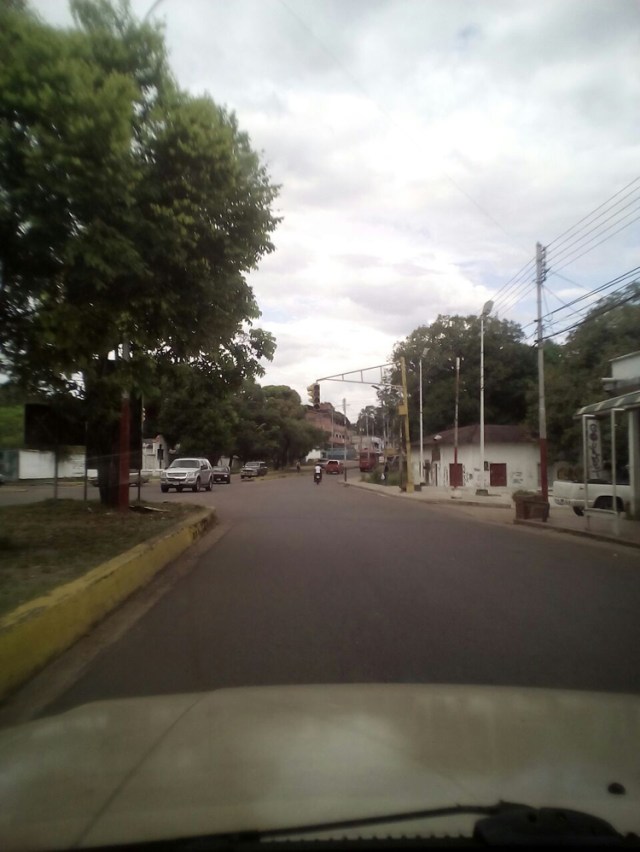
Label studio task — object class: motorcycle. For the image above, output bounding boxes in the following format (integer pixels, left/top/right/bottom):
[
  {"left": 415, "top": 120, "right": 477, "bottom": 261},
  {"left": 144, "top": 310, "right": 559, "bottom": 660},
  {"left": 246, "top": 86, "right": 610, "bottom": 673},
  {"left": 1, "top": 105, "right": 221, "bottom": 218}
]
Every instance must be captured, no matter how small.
[{"left": 313, "top": 469, "right": 322, "bottom": 485}]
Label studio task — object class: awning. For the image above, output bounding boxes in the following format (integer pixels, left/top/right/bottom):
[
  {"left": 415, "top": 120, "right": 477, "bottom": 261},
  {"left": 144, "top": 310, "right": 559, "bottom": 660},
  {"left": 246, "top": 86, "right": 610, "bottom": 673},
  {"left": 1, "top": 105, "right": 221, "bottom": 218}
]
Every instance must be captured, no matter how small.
[{"left": 576, "top": 389, "right": 640, "bottom": 417}]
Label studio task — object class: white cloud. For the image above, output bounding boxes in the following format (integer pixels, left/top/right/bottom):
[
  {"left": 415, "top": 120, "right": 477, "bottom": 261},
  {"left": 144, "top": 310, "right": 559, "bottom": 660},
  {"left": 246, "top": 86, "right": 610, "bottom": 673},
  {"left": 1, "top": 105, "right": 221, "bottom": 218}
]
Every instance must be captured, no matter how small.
[{"left": 30, "top": 0, "right": 640, "bottom": 420}]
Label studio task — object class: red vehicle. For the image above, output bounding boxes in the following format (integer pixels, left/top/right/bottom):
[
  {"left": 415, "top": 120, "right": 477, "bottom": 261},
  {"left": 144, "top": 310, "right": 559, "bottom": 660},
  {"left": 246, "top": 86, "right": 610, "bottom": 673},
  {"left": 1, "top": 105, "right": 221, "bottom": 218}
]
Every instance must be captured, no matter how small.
[
  {"left": 358, "top": 451, "right": 378, "bottom": 472},
  {"left": 325, "top": 460, "right": 344, "bottom": 475}
]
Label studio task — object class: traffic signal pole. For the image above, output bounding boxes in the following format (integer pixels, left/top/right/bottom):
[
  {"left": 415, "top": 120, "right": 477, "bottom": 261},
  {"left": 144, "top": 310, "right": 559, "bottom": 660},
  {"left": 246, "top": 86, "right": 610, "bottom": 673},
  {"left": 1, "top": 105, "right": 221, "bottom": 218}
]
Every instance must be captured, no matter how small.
[
  {"left": 312, "top": 362, "right": 411, "bottom": 488},
  {"left": 536, "top": 242, "right": 549, "bottom": 506}
]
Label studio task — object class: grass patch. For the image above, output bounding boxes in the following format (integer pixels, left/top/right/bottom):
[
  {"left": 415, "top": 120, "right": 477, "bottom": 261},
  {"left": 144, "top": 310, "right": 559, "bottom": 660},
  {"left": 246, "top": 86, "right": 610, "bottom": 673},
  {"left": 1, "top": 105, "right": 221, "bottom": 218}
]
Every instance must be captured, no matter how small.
[
  {"left": 363, "top": 470, "right": 401, "bottom": 487},
  {"left": 0, "top": 499, "right": 200, "bottom": 618}
]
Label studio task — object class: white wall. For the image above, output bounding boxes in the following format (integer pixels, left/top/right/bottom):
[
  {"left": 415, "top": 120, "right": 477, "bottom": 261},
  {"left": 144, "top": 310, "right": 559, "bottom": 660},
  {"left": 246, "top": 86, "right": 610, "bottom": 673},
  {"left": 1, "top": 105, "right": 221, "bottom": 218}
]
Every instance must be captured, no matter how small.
[
  {"left": 611, "top": 352, "right": 640, "bottom": 381},
  {"left": 415, "top": 442, "right": 540, "bottom": 491},
  {"left": 142, "top": 436, "right": 168, "bottom": 472},
  {"left": 19, "top": 449, "right": 85, "bottom": 479}
]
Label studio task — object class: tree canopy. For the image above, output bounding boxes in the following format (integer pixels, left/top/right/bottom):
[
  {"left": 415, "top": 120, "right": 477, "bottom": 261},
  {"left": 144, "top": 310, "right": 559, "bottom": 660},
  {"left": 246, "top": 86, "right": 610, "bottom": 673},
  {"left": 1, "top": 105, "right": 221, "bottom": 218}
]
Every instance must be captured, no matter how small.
[
  {"left": 228, "top": 383, "right": 325, "bottom": 468},
  {"left": 0, "top": 0, "right": 280, "bottom": 501},
  {"left": 387, "top": 313, "right": 537, "bottom": 440},
  {"left": 534, "top": 282, "right": 640, "bottom": 462}
]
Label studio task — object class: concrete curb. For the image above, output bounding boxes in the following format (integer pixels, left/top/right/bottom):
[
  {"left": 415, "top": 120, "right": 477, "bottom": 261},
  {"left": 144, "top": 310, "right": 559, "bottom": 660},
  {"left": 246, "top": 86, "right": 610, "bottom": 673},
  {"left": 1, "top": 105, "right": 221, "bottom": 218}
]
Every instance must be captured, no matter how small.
[
  {"left": 344, "top": 480, "right": 512, "bottom": 508},
  {"left": 0, "top": 507, "right": 216, "bottom": 702},
  {"left": 514, "top": 518, "right": 640, "bottom": 550},
  {"left": 347, "top": 481, "right": 640, "bottom": 549}
]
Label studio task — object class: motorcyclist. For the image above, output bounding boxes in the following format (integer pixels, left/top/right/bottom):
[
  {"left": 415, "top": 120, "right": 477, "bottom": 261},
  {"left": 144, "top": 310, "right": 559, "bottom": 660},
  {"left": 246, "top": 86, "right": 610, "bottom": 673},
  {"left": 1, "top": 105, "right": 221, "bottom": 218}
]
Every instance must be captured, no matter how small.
[{"left": 314, "top": 462, "right": 322, "bottom": 483}]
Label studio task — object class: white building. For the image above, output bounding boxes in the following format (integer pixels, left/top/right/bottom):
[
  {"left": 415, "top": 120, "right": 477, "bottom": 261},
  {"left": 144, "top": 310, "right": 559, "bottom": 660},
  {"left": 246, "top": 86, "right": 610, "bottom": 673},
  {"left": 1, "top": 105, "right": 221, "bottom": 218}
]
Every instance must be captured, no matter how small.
[
  {"left": 142, "top": 435, "right": 170, "bottom": 472},
  {"left": 414, "top": 424, "right": 541, "bottom": 491},
  {"left": 578, "top": 350, "right": 640, "bottom": 519}
]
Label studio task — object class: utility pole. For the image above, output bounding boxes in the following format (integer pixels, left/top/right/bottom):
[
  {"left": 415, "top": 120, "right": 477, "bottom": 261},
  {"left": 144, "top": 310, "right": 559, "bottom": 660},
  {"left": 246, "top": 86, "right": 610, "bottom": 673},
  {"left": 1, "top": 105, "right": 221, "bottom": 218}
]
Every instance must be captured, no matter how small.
[
  {"left": 400, "top": 357, "right": 414, "bottom": 493},
  {"left": 331, "top": 405, "right": 334, "bottom": 457},
  {"left": 343, "top": 398, "right": 348, "bottom": 482},
  {"left": 477, "top": 301, "right": 492, "bottom": 495},
  {"left": 118, "top": 341, "right": 130, "bottom": 511},
  {"left": 419, "top": 358, "right": 424, "bottom": 485},
  {"left": 454, "top": 356, "right": 460, "bottom": 488},
  {"left": 536, "top": 242, "right": 549, "bottom": 505}
]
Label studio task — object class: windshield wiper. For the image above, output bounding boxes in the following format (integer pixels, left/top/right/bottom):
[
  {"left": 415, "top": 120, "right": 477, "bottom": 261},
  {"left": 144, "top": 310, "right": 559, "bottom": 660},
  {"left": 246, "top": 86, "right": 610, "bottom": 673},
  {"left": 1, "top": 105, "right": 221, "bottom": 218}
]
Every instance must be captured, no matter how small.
[{"left": 91, "top": 801, "right": 635, "bottom": 849}]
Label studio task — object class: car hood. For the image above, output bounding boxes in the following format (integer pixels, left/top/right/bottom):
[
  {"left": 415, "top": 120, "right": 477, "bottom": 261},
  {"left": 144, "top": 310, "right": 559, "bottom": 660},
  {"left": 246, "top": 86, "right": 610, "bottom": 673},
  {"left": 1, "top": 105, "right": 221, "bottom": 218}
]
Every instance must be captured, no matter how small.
[
  {"left": 1, "top": 684, "right": 639, "bottom": 849},
  {"left": 164, "top": 467, "right": 198, "bottom": 474}
]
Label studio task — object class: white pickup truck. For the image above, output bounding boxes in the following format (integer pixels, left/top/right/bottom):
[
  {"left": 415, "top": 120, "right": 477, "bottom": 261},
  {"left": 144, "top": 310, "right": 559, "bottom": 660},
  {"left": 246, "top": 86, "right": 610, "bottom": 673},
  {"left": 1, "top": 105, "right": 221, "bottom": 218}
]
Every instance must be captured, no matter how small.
[{"left": 552, "top": 479, "right": 631, "bottom": 516}]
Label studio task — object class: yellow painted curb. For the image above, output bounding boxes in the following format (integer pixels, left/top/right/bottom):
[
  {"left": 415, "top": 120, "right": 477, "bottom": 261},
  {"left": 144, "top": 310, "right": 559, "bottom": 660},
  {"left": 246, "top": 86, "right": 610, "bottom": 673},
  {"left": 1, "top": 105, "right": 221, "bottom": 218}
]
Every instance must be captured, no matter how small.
[{"left": 0, "top": 507, "right": 216, "bottom": 703}]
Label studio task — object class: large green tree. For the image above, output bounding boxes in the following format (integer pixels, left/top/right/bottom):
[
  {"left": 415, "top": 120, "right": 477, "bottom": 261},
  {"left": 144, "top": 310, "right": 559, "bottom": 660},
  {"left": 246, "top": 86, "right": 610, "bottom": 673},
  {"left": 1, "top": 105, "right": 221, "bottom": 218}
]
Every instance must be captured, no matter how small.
[
  {"left": 533, "top": 282, "right": 640, "bottom": 463},
  {"left": 0, "top": 1, "right": 279, "bottom": 502},
  {"left": 146, "top": 329, "right": 276, "bottom": 460},
  {"left": 229, "top": 383, "right": 325, "bottom": 468},
  {"left": 388, "top": 314, "right": 537, "bottom": 440}
]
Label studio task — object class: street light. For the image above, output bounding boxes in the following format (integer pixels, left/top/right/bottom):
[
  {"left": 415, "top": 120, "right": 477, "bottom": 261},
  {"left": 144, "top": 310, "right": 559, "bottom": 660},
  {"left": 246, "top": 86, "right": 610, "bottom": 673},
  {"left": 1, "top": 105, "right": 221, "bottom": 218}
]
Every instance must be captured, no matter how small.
[
  {"left": 419, "top": 348, "right": 428, "bottom": 485},
  {"left": 582, "top": 413, "right": 596, "bottom": 531},
  {"left": 476, "top": 299, "right": 493, "bottom": 495}
]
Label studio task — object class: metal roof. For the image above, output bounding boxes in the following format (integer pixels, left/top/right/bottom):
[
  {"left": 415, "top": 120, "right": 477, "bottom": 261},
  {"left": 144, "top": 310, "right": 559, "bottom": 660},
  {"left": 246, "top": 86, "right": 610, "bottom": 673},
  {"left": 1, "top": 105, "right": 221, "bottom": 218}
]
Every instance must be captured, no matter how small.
[{"left": 576, "top": 389, "right": 640, "bottom": 417}]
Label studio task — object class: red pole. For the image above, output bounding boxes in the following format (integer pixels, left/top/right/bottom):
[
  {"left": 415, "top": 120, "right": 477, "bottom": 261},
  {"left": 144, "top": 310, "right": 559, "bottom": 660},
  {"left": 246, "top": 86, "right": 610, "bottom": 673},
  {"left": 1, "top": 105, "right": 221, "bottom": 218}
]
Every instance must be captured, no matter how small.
[
  {"left": 118, "top": 390, "right": 130, "bottom": 511},
  {"left": 539, "top": 436, "right": 549, "bottom": 501},
  {"left": 454, "top": 356, "right": 460, "bottom": 487}
]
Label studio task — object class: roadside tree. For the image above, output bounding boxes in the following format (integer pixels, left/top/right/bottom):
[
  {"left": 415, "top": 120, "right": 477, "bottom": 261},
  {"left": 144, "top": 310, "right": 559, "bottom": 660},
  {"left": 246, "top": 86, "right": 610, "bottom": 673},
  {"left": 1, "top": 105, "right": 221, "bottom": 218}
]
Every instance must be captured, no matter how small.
[
  {"left": 388, "top": 315, "right": 537, "bottom": 439},
  {"left": 0, "top": 1, "right": 279, "bottom": 503}
]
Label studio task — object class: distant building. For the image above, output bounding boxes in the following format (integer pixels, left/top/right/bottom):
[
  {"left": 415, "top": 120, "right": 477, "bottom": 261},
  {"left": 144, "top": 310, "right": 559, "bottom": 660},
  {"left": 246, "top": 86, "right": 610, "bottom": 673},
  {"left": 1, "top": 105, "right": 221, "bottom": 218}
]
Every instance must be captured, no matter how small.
[
  {"left": 304, "top": 403, "right": 352, "bottom": 451},
  {"left": 142, "top": 435, "right": 169, "bottom": 471},
  {"left": 351, "top": 433, "right": 383, "bottom": 454}
]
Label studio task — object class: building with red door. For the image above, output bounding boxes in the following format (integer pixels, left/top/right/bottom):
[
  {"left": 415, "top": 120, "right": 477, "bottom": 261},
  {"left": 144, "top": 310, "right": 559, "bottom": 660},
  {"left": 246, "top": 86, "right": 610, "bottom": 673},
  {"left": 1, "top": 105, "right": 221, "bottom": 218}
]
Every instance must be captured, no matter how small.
[{"left": 415, "top": 425, "right": 544, "bottom": 491}]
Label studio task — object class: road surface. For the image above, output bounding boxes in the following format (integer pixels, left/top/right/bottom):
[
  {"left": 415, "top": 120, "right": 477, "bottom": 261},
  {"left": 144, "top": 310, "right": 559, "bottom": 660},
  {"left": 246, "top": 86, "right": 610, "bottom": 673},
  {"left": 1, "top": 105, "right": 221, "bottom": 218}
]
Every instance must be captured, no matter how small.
[{"left": 25, "top": 471, "right": 639, "bottom": 719}]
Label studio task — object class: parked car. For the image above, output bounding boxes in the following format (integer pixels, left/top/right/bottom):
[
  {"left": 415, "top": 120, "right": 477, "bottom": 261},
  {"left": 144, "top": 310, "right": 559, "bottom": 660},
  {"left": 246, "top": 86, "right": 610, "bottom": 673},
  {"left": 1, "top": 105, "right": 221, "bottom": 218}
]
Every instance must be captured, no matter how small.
[
  {"left": 240, "top": 461, "right": 268, "bottom": 479},
  {"left": 160, "top": 458, "right": 213, "bottom": 492},
  {"left": 553, "top": 478, "right": 631, "bottom": 516},
  {"left": 325, "top": 459, "right": 344, "bottom": 475},
  {"left": 212, "top": 465, "right": 231, "bottom": 484},
  {"left": 90, "top": 470, "right": 150, "bottom": 487}
]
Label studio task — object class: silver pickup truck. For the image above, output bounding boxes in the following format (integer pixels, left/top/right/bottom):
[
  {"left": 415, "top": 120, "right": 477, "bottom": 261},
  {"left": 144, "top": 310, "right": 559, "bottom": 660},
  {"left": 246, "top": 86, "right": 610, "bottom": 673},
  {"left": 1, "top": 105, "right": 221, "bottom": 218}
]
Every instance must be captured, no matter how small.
[
  {"left": 240, "top": 461, "right": 268, "bottom": 480},
  {"left": 553, "top": 479, "right": 630, "bottom": 516}
]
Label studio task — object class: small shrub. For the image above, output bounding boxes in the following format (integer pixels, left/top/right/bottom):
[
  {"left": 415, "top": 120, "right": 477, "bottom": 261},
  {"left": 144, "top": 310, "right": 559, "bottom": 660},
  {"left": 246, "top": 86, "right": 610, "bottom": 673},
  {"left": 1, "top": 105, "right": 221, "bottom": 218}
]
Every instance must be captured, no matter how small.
[
  {"left": 511, "top": 490, "right": 539, "bottom": 502},
  {"left": 364, "top": 470, "right": 400, "bottom": 487}
]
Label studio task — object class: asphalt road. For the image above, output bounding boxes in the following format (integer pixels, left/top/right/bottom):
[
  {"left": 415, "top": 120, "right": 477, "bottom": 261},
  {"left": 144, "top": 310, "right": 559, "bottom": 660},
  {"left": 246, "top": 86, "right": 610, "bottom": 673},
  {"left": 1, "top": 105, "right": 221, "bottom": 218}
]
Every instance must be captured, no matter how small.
[{"left": 32, "top": 470, "right": 640, "bottom": 718}]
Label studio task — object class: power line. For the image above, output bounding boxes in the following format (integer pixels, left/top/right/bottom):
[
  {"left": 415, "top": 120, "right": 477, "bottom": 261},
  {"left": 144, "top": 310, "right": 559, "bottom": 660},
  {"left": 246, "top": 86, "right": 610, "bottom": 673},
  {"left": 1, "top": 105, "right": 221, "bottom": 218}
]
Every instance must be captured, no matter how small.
[
  {"left": 549, "top": 212, "right": 640, "bottom": 274},
  {"left": 274, "top": 4, "right": 640, "bottom": 324},
  {"left": 492, "top": 177, "right": 640, "bottom": 319},
  {"left": 547, "top": 196, "right": 640, "bottom": 267},
  {"left": 495, "top": 279, "right": 536, "bottom": 316},
  {"left": 521, "top": 266, "right": 639, "bottom": 342},
  {"left": 547, "top": 270, "right": 588, "bottom": 291},
  {"left": 541, "top": 285, "right": 553, "bottom": 336},
  {"left": 547, "top": 203, "right": 640, "bottom": 270},
  {"left": 546, "top": 175, "right": 640, "bottom": 250},
  {"left": 543, "top": 284, "right": 587, "bottom": 320},
  {"left": 541, "top": 265, "right": 640, "bottom": 320},
  {"left": 491, "top": 258, "right": 536, "bottom": 308},
  {"left": 277, "top": 0, "right": 524, "bottom": 250},
  {"left": 540, "top": 288, "right": 640, "bottom": 341}
]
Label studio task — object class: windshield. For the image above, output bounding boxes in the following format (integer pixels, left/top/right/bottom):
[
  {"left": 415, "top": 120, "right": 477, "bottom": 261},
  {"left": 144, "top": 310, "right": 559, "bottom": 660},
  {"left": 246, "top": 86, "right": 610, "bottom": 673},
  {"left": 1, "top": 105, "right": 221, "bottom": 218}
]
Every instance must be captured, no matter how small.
[{"left": 2, "top": 0, "right": 640, "bottom": 849}]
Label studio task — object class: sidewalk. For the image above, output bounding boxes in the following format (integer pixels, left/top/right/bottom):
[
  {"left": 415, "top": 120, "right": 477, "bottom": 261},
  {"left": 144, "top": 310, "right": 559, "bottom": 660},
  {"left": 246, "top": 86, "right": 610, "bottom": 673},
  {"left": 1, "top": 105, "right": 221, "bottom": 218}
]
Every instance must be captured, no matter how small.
[{"left": 345, "top": 480, "right": 640, "bottom": 550}]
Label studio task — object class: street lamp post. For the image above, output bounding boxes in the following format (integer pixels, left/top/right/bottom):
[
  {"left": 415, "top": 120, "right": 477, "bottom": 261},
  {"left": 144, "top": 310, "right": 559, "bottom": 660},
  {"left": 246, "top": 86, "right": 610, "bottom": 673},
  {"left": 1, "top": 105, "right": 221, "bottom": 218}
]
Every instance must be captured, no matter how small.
[
  {"left": 476, "top": 300, "right": 493, "bottom": 496},
  {"left": 419, "top": 349, "right": 427, "bottom": 484},
  {"left": 419, "top": 359, "right": 424, "bottom": 485}
]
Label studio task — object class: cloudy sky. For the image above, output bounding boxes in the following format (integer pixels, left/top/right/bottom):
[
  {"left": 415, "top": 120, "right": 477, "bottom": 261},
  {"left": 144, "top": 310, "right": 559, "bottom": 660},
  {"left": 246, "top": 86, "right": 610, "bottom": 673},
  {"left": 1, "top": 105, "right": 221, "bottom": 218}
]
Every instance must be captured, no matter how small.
[{"left": 32, "top": 0, "right": 640, "bottom": 415}]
